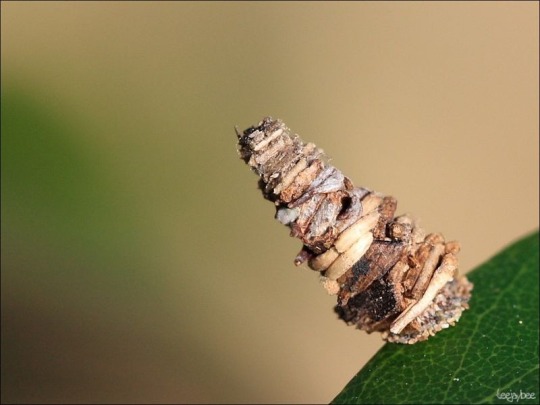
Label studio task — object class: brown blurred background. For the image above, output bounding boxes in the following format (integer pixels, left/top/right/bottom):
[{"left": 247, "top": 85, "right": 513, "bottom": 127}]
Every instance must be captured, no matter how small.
[{"left": 1, "top": 2, "right": 538, "bottom": 404}]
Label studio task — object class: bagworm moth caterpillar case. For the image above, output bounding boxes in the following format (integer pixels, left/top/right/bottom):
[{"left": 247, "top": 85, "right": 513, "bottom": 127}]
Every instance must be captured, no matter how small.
[{"left": 237, "top": 117, "right": 472, "bottom": 344}]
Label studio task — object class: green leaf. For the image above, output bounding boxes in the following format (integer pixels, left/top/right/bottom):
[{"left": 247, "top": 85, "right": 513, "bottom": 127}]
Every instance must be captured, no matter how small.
[{"left": 332, "top": 231, "right": 539, "bottom": 404}]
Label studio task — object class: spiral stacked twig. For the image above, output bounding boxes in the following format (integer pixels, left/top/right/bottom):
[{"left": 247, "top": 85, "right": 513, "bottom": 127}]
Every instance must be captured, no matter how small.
[{"left": 237, "top": 117, "right": 472, "bottom": 344}]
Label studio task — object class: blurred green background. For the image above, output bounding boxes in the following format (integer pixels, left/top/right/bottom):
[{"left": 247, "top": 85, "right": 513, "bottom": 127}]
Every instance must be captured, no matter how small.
[{"left": 1, "top": 2, "right": 538, "bottom": 403}]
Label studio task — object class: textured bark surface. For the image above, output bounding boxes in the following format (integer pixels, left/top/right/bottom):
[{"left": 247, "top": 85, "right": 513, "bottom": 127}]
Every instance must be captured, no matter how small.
[{"left": 237, "top": 117, "right": 473, "bottom": 344}]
